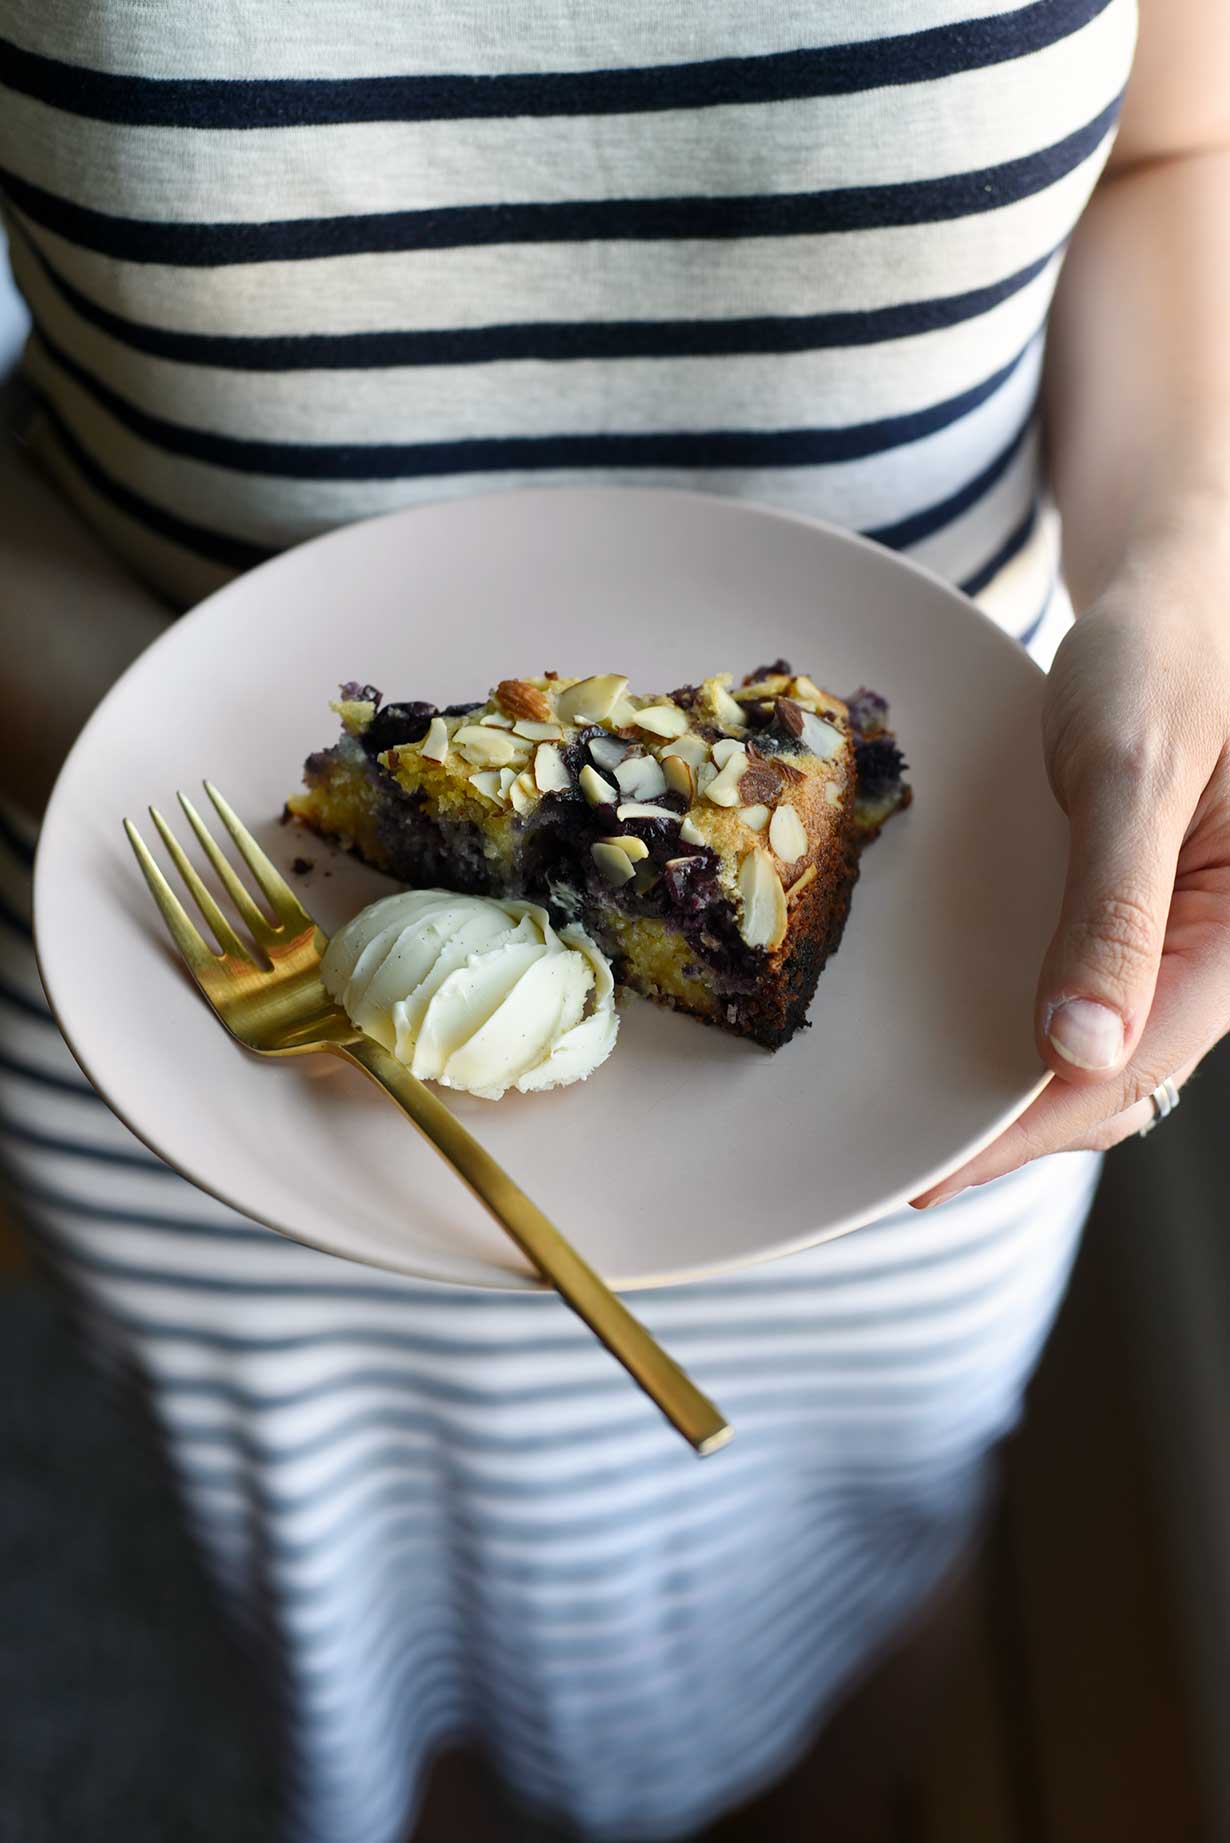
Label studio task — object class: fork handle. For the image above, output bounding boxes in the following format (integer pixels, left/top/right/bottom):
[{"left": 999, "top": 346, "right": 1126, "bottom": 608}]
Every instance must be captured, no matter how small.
[{"left": 339, "top": 1037, "right": 731, "bottom": 1456}]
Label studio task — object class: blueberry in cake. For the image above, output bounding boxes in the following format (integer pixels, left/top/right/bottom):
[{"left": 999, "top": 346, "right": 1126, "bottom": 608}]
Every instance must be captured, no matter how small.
[{"left": 289, "top": 664, "right": 909, "bottom": 1048}]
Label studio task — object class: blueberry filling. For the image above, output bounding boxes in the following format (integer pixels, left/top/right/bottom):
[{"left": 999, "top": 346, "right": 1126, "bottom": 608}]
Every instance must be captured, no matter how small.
[
  {"left": 843, "top": 687, "right": 891, "bottom": 738},
  {"left": 843, "top": 687, "right": 907, "bottom": 806},
  {"left": 362, "top": 701, "right": 438, "bottom": 756},
  {"left": 852, "top": 735, "right": 908, "bottom": 803}
]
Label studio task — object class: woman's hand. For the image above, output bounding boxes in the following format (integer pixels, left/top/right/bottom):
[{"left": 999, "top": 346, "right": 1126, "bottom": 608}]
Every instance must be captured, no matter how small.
[{"left": 913, "top": 566, "right": 1230, "bottom": 1208}]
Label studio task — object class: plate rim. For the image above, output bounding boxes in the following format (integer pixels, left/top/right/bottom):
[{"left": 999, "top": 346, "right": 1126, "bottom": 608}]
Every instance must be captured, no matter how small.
[{"left": 34, "top": 484, "right": 1053, "bottom": 1292}]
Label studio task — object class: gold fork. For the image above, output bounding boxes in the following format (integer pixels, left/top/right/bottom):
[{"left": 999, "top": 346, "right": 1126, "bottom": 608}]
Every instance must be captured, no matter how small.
[{"left": 124, "top": 784, "right": 731, "bottom": 1456}]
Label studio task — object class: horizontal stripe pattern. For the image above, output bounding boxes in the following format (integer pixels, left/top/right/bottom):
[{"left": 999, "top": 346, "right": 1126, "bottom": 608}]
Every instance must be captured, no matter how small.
[
  {"left": 0, "top": 97, "right": 1122, "bottom": 265},
  {"left": 12, "top": 217, "right": 1063, "bottom": 371},
  {"left": 0, "top": 9, "right": 1127, "bottom": 1838},
  {"left": 0, "top": 3, "right": 1111, "bottom": 129}
]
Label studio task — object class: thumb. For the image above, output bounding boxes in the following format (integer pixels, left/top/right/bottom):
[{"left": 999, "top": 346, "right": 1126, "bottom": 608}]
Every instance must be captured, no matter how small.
[{"left": 1037, "top": 755, "right": 1184, "bottom": 1082}]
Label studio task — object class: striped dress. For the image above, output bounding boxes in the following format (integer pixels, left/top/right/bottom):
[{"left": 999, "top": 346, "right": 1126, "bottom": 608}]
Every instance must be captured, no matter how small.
[{"left": 0, "top": 4, "right": 1131, "bottom": 1840}]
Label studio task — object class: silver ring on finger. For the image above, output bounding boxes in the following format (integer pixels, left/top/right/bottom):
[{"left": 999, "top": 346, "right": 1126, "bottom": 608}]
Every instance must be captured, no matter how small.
[{"left": 1138, "top": 1074, "right": 1182, "bottom": 1139}]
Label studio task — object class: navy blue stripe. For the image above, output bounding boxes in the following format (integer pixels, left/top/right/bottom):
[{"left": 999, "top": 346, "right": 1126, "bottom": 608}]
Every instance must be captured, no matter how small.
[
  {"left": 282, "top": 1514, "right": 869, "bottom": 1648},
  {"left": 35, "top": 321, "right": 1037, "bottom": 479},
  {"left": 287, "top": 1537, "right": 913, "bottom": 1744},
  {"left": 0, "top": 97, "right": 1121, "bottom": 266},
  {"left": 277, "top": 1568, "right": 889, "bottom": 1807},
  {"left": 0, "top": 974, "right": 53, "bottom": 1023},
  {"left": 43, "top": 1195, "right": 1019, "bottom": 1303},
  {"left": 0, "top": 1045, "right": 101, "bottom": 1098},
  {"left": 0, "top": 1115, "right": 174, "bottom": 1169},
  {"left": 91, "top": 1218, "right": 1018, "bottom": 1347},
  {"left": 146, "top": 1251, "right": 1036, "bottom": 1421},
  {"left": 1016, "top": 588, "right": 1053, "bottom": 647},
  {"left": 16, "top": 218, "right": 1059, "bottom": 368},
  {"left": 32, "top": 390, "right": 273, "bottom": 570},
  {"left": 185, "top": 1423, "right": 771, "bottom": 1511},
  {"left": 149, "top": 1271, "right": 1026, "bottom": 1389},
  {"left": 865, "top": 404, "right": 1036, "bottom": 551},
  {"left": 22, "top": 1176, "right": 273, "bottom": 1241},
  {"left": 194, "top": 1448, "right": 981, "bottom": 1563},
  {"left": 958, "top": 500, "right": 1040, "bottom": 595},
  {"left": 0, "top": 4, "right": 1113, "bottom": 129},
  {"left": 0, "top": 807, "right": 36, "bottom": 864},
  {"left": 164, "top": 1327, "right": 1021, "bottom": 1480},
  {"left": 0, "top": 886, "right": 33, "bottom": 937}
]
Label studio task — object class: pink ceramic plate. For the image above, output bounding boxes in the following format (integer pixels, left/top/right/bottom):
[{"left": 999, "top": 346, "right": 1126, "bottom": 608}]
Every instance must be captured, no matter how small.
[{"left": 35, "top": 488, "right": 1063, "bottom": 1290}]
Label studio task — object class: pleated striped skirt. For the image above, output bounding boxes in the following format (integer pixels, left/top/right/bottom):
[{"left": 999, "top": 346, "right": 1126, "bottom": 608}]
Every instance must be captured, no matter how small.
[{"left": 2, "top": 805, "right": 1099, "bottom": 1842}]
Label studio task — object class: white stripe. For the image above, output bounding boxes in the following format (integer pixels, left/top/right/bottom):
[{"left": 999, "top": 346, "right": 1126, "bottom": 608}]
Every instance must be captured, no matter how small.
[
  {"left": 905, "top": 426, "right": 1040, "bottom": 580},
  {"left": 23, "top": 328, "right": 1047, "bottom": 541},
  {"left": 15, "top": 149, "right": 1108, "bottom": 337},
  {"left": 18, "top": 237, "right": 1061, "bottom": 441},
  {"left": 0, "top": 10, "right": 1133, "bottom": 220},
  {"left": 0, "top": 0, "right": 1085, "bottom": 81}
]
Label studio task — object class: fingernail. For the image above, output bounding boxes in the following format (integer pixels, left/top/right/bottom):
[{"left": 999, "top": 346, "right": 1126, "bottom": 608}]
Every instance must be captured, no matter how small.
[
  {"left": 1047, "top": 998, "right": 1124, "bottom": 1071},
  {"left": 911, "top": 1184, "right": 964, "bottom": 1210}
]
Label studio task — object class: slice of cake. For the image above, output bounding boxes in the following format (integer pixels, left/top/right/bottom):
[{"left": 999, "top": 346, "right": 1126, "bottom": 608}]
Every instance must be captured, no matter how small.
[{"left": 288, "top": 663, "right": 909, "bottom": 1048}]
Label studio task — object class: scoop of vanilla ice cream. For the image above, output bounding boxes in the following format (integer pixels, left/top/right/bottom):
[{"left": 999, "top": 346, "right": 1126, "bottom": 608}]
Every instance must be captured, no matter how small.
[{"left": 321, "top": 890, "right": 618, "bottom": 1099}]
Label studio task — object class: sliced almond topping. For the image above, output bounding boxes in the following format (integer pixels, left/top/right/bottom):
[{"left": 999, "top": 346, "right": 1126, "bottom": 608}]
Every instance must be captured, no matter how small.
[
  {"left": 615, "top": 754, "right": 668, "bottom": 802},
  {"left": 711, "top": 737, "right": 745, "bottom": 768},
  {"left": 774, "top": 697, "right": 805, "bottom": 739},
  {"left": 591, "top": 840, "right": 637, "bottom": 886},
  {"left": 605, "top": 834, "right": 650, "bottom": 862},
  {"left": 610, "top": 695, "right": 642, "bottom": 729},
  {"left": 703, "top": 745, "right": 749, "bottom": 807},
  {"left": 769, "top": 804, "right": 808, "bottom": 864},
  {"left": 468, "top": 769, "right": 507, "bottom": 806},
  {"left": 556, "top": 674, "right": 629, "bottom": 726},
  {"left": 419, "top": 716, "right": 450, "bottom": 763},
  {"left": 696, "top": 760, "right": 719, "bottom": 796},
  {"left": 513, "top": 718, "right": 563, "bottom": 742},
  {"left": 743, "top": 673, "right": 791, "bottom": 697},
  {"left": 789, "top": 673, "right": 824, "bottom": 709},
  {"left": 616, "top": 801, "right": 677, "bottom": 821},
  {"left": 662, "top": 754, "right": 695, "bottom": 801},
  {"left": 737, "top": 764, "right": 780, "bottom": 807},
  {"left": 710, "top": 681, "right": 745, "bottom": 728},
  {"left": 824, "top": 779, "right": 843, "bottom": 806},
  {"left": 799, "top": 711, "right": 845, "bottom": 760},
  {"left": 496, "top": 678, "right": 552, "bottom": 723},
  {"left": 633, "top": 861, "right": 661, "bottom": 895},
  {"left": 580, "top": 763, "right": 618, "bottom": 807},
  {"left": 634, "top": 704, "right": 690, "bottom": 739},
  {"left": 508, "top": 771, "right": 538, "bottom": 817},
  {"left": 589, "top": 734, "right": 629, "bottom": 773},
  {"left": 739, "top": 803, "right": 771, "bottom": 832},
  {"left": 775, "top": 757, "right": 806, "bottom": 784},
  {"left": 786, "top": 863, "right": 817, "bottom": 904},
  {"left": 679, "top": 815, "right": 706, "bottom": 847},
  {"left": 455, "top": 725, "right": 517, "bottom": 768},
  {"left": 533, "top": 742, "right": 572, "bottom": 794},
  {"left": 660, "top": 732, "right": 710, "bottom": 770},
  {"left": 480, "top": 712, "right": 515, "bottom": 729},
  {"left": 738, "top": 849, "right": 788, "bottom": 950}
]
